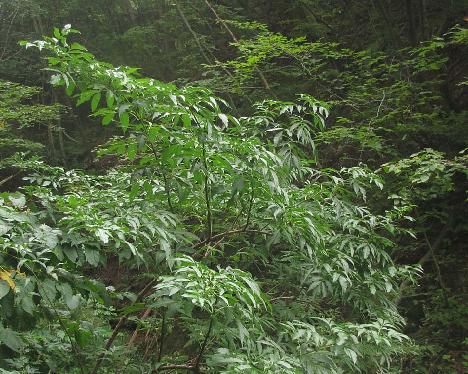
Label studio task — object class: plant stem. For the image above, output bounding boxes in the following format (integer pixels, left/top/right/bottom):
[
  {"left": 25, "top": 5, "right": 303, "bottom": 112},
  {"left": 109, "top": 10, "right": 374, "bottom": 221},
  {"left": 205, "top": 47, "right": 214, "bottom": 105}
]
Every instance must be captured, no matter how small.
[
  {"left": 243, "top": 187, "right": 255, "bottom": 231},
  {"left": 202, "top": 144, "right": 212, "bottom": 240},
  {"left": 194, "top": 314, "right": 215, "bottom": 372},
  {"left": 157, "top": 311, "right": 166, "bottom": 362},
  {"left": 148, "top": 141, "right": 174, "bottom": 212},
  {"left": 161, "top": 169, "right": 174, "bottom": 213}
]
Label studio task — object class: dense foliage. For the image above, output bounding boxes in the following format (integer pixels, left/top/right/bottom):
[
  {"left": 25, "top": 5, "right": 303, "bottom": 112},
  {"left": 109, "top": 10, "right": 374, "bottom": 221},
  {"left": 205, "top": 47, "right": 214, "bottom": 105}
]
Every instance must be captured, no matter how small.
[{"left": 0, "top": 1, "right": 467, "bottom": 373}]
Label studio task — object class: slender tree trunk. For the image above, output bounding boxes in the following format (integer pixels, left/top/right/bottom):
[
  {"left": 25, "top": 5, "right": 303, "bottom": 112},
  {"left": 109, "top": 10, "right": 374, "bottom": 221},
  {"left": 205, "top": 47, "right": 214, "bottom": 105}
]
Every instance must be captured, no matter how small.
[
  {"left": 419, "top": 0, "right": 427, "bottom": 39},
  {"left": 372, "top": 0, "right": 400, "bottom": 48},
  {"left": 58, "top": 126, "right": 67, "bottom": 167},
  {"left": 174, "top": 1, "right": 212, "bottom": 65},
  {"left": 406, "top": 0, "right": 417, "bottom": 46}
]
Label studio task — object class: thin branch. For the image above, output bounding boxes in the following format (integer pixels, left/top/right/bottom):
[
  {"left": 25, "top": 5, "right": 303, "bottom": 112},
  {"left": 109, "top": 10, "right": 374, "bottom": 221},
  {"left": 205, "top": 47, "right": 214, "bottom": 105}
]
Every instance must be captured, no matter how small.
[
  {"left": 174, "top": 1, "right": 212, "bottom": 66},
  {"left": 0, "top": 172, "right": 20, "bottom": 187},
  {"left": 91, "top": 279, "right": 156, "bottom": 374},
  {"left": 61, "top": 128, "right": 79, "bottom": 143},
  {"left": 270, "top": 295, "right": 295, "bottom": 301},
  {"left": 173, "top": 0, "right": 240, "bottom": 110},
  {"left": 143, "top": 335, "right": 157, "bottom": 360},
  {"left": 301, "top": 3, "right": 334, "bottom": 32},
  {"left": 157, "top": 311, "right": 166, "bottom": 362},
  {"left": 203, "top": 235, "right": 225, "bottom": 258},
  {"left": 0, "top": 4, "right": 19, "bottom": 61},
  {"left": 422, "top": 231, "right": 447, "bottom": 292},
  {"left": 161, "top": 170, "right": 174, "bottom": 213},
  {"left": 158, "top": 364, "right": 195, "bottom": 371},
  {"left": 194, "top": 228, "right": 269, "bottom": 250},
  {"left": 397, "top": 217, "right": 452, "bottom": 304},
  {"left": 243, "top": 188, "right": 255, "bottom": 231},
  {"left": 202, "top": 144, "right": 212, "bottom": 240},
  {"left": 194, "top": 299, "right": 218, "bottom": 372},
  {"left": 25, "top": 265, "right": 86, "bottom": 374},
  {"left": 155, "top": 284, "right": 219, "bottom": 372},
  {"left": 148, "top": 142, "right": 174, "bottom": 213},
  {"left": 203, "top": 0, "right": 271, "bottom": 90},
  {"left": 359, "top": 89, "right": 385, "bottom": 161},
  {"left": 127, "top": 308, "right": 152, "bottom": 347}
]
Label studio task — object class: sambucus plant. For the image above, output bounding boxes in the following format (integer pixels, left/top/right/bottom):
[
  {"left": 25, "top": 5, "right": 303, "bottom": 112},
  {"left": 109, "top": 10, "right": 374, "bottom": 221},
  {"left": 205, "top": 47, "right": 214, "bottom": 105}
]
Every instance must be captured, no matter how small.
[{"left": 0, "top": 25, "right": 421, "bottom": 373}]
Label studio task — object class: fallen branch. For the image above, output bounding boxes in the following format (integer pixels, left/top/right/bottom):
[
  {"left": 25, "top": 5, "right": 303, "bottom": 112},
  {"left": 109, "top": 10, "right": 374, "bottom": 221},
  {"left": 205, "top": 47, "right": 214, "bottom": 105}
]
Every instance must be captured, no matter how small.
[{"left": 0, "top": 172, "right": 20, "bottom": 187}]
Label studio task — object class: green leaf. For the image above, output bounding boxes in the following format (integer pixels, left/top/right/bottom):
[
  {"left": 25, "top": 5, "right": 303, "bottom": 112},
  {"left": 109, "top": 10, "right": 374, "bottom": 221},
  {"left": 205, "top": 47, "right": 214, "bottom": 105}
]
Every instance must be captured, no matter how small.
[
  {"left": 53, "top": 27, "right": 61, "bottom": 39},
  {"left": 50, "top": 74, "right": 62, "bottom": 85},
  {"left": 147, "top": 126, "right": 158, "bottom": 142},
  {"left": 67, "top": 294, "right": 80, "bottom": 310},
  {"left": 39, "top": 279, "right": 57, "bottom": 302},
  {"left": 344, "top": 348, "right": 358, "bottom": 364},
  {"left": 0, "top": 281, "right": 10, "bottom": 299},
  {"left": 181, "top": 113, "right": 191, "bottom": 127},
  {"left": 71, "top": 42, "right": 87, "bottom": 51},
  {"left": 102, "top": 112, "right": 115, "bottom": 125},
  {"left": 120, "top": 111, "right": 130, "bottom": 131},
  {"left": 77, "top": 90, "right": 96, "bottom": 106},
  {"left": 218, "top": 113, "right": 229, "bottom": 127},
  {"left": 59, "top": 283, "right": 73, "bottom": 300},
  {"left": 85, "top": 249, "right": 100, "bottom": 266},
  {"left": 127, "top": 142, "right": 137, "bottom": 160},
  {"left": 0, "top": 326, "right": 24, "bottom": 352},
  {"left": 10, "top": 194, "right": 26, "bottom": 208},
  {"left": 65, "top": 81, "right": 75, "bottom": 96},
  {"left": 64, "top": 247, "right": 78, "bottom": 262},
  {"left": 91, "top": 92, "right": 101, "bottom": 112},
  {"left": 96, "top": 228, "right": 109, "bottom": 244},
  {"left": 231, "top": 175, "right": 245, "bottom": 198},
  {"left": 75, "top": 328, "right": 92, "bottom": 348},
  {"left": 106, "top": 90, "right": 115, "bottom": 108},
  {"left": 21, "top": 294, "right": 35, "bottom": 315}
]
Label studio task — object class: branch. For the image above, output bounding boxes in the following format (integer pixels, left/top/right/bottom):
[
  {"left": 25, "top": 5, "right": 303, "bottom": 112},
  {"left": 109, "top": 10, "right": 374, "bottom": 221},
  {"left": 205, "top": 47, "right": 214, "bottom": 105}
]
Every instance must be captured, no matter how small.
[
  {"left": 148, "top": 142, "right": 174, "bottom": 213},
  {"left": 202, "top": 145, "right": 212, "bottom": 240},
  {"left": 161, "top": 170, "right": 174, "bottom": 213},
  {"left": 0, "top": 172, "right": 20, "bottom": 187},
  {"left": 203, "top": 0, "right": 271, "bottom": 90},
  {"left": 359, "top": 89, "right": 385, "bottom": 161},
  {"left": 194, "top": 296, "right": 219, "bottom": 372},
  {"left": 174, "top": 1, "right": 212, "bottom": 65},
  {"left": 193, "top": 228, "right": 269, "bottom": 249},
  {"left": 158, "top": 364, "right": 195, "bottom": 371},
  {"left": 127, "top": 308, "right": 152, "bottom": 347},
  {"left": 301, "top": 4, "right": 334, "bottom": 32},
  {"left": 422, "top": 231, "right": 447, "bottom": 292},
  {"left": 0, "top": 4, "right": 19, "bottom": 61},
  {"left": 243, "top": 189, "right": 255, "bottom": 231},
  {"left": 157, "top": 311, "right": 166, "bottom": 362},
  {"left": 397, "top": 217, "right": 452, "bottom": 304},
  {"left": 91, "top": 279, "right": 156, "bottom": 374}
]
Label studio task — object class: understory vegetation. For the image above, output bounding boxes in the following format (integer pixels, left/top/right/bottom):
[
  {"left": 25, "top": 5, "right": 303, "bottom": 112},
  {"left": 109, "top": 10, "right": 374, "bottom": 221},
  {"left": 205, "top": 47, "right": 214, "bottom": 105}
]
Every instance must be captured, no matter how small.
[{"left": 0, "top": 1, "right": 467, "bottom": 373}]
